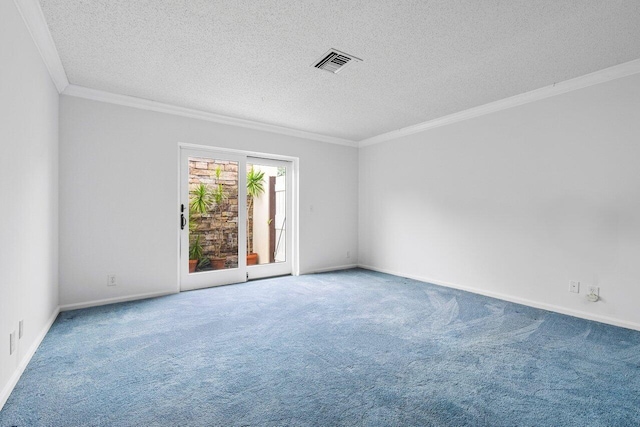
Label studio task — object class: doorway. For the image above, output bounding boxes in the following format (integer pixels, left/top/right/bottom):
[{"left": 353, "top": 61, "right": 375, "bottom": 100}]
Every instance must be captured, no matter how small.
[{"left": 179, "top": 147, "right": 295, "bottom": 291}]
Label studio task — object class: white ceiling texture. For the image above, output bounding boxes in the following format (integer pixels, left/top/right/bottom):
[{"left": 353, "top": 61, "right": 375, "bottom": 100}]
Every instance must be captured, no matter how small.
[{"left": 39, "top": 0, "right": 640, "bottom": 143}]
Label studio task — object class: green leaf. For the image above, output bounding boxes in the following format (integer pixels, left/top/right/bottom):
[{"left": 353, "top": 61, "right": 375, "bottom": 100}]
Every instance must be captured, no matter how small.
[
  {"left": 247, "top": 167, "right": 266, "bottom": 198},
  {"left": 189, "top": 183, "right": 214, "bottom": 214},
  {"left": 189, "top": 234, "right": 204, "bottom": 260}
]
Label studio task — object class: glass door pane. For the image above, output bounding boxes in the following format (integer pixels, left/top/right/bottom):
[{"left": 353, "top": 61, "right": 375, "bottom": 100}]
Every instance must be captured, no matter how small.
[
  {"left": 246, "top": 158, "right": 292, "bottom": 280},
  {"left": 247, "top": 163, "right": 287, "bottom": 265},
  {"left": 189, "top": 157, "right": 239, "bottom": 272},
  {"left": 180, "top": 149, "right": 246, "bottom": 291}
]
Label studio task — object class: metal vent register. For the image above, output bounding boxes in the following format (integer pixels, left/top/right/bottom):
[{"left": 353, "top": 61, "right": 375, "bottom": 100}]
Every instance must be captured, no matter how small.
[{"left": 312, "top": 49, "right": 361, "bottom": 74}]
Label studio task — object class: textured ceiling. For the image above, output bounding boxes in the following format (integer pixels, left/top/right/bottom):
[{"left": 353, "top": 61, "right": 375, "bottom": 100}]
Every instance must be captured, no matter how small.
[{"left": 40, "top": 0, "right": 640, "bottom": 142}]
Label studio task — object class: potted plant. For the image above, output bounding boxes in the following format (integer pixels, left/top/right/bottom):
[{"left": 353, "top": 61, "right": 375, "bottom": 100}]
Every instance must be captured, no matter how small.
[
  {"left": 188, "top": 234, "right": 203, "bottom": 273},
  {"left": 189, "top": 183, "right": 213, "bottom": 272},
  {"left": 246, "top": 166, "right": 265, "bottom": 265},
  {"left": 209, "top": 167, "right": 228, "bottom": 269}
]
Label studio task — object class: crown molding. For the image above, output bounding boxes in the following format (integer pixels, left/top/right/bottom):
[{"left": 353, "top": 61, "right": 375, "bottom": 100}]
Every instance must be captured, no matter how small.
[
  {"left": 62, "top": 85, "right": 358, "bottom": 147},
  {"left": 12, "top": 0, "right": 640, "bottom": 149},
  {"left": 358, "top": 58, "right": 640, "bottom": 147},
  {"left": 13, "top": 0, "right": 69, "bottom": 93}
]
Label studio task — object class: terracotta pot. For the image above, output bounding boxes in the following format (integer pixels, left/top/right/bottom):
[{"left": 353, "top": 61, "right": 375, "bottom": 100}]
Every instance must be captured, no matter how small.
[
  {"left": 189, "top": 259, "right": 198, "bottom": 273},
  {"left": 247, "top": 253, "right": 259, "bottom": 265},
  {"left": 211, "top": 257, "right": 226, "bottom": 270}
]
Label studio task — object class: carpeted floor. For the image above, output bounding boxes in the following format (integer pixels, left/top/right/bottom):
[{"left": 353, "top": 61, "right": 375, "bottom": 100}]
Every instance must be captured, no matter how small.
[{"left": 1, "top": 269, "right": 639, "bottom": 426}]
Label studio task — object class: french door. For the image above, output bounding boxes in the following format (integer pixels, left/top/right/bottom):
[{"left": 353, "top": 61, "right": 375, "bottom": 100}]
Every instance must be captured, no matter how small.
[{"left": 179, "top": 147, "right": 293, "bottom": 291}]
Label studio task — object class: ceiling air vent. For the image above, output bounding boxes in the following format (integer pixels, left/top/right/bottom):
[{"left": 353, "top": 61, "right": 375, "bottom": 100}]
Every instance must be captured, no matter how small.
[{"left": 312, "top": 49, "right": 362, "bottom": 74}]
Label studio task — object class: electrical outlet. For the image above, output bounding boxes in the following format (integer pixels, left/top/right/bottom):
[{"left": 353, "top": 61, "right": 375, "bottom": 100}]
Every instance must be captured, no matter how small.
[
  {"left": 107, "top": 274, "right": 117, "bottom": 286},
  {"left": 569, "top": 280, "right": 580, "bottom": 293},
  {"left": 586, "top": 286, "right": 600, "bottom": 302},
  {"left": 9, "top": 331, "right": 15, "bottom": 355},
  {"left": 346, "top": 251, "right": 350, "bottom": 259},
  {"left": 19, "top": 320, "right": 24, "bottom": 339}
]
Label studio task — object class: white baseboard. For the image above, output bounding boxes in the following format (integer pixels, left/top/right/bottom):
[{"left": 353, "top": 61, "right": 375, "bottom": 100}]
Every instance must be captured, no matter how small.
[
  {"left": 59, "top": 290, "right": 177, "bottom": 312},
  {"left": 304, "top": 263, "right": 358, "bottom": 274},
  {"left": 0, "top": 306, "right": 60, "bottom": 411},
  {"left": 358, "top": 264, "right": 640, "bottom": 332}
]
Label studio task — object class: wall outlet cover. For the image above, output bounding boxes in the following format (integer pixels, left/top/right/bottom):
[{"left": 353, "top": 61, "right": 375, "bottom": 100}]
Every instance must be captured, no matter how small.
[
  {"left": 9, "top": 331, "right": 16, "bottom": 355},
  {"left": 569, "top": 280, "right": 580, "bottom": 293}
]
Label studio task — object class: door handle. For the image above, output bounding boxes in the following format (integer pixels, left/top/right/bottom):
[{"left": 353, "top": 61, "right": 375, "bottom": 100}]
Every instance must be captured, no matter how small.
[{"left": 180, "top": 204, "right": 187, "bottom": 230}]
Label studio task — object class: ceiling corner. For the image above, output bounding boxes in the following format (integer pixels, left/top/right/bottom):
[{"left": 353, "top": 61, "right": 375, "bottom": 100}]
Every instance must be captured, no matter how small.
[
  {"left": 62, "top": 84, "right": 358, "bottom": 148},
  {"left": 358, "top": 58, "right": 640, "bottom": 148},
  {"left": 13, "top": 0, "right": 69, "bottom": 93}
]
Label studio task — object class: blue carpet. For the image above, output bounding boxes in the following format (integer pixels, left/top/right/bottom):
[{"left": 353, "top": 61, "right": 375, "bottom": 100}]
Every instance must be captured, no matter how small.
[{"left": 1, "top": 269, "right": 639, "bottom": 426}]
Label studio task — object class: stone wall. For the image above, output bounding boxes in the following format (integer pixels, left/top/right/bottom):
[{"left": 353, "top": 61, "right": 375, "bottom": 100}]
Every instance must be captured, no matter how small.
[{"left": 189, "top": 158, "right": 246, "bottom": 269}]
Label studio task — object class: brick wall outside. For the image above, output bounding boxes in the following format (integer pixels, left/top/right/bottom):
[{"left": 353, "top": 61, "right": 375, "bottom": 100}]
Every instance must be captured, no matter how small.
[{"left": 189, "top": 158, "right": 253, "bottom": 269}]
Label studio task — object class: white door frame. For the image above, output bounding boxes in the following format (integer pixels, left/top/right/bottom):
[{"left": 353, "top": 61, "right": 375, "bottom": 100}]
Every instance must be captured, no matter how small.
[
  {"left": 246, "top": 156, "right": 293, "bottom": 280},
  {"left": 177, "top": 143, "right": 299, "bottom": 292}
]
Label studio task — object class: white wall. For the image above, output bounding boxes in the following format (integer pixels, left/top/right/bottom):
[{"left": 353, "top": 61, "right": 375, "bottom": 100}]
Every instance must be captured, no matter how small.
[
  {"left": 0, "top": 0, "right": 59, "bottom": 406},
  {"left": 359, "top": 73, "right": 640, "bottom": 330},
  {"left": 58, "top": 96, "right": 358, "bottom": 306}
]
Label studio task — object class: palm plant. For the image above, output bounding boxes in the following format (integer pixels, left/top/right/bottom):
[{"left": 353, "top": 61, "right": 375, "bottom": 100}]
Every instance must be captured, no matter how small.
[
  {"left": 188, "top": 183, "right": 214, "bottom": 270},
  {"left": 190, "top": 183, "right": 214, "bottom": 214},
  {"left": 210, "top": 167, "right": 228, "bottom": 259},
  {"left": 189, "top": 234, "right": 204, "bottom": 261},
  {"left": 246, "top": 166, "right": 265, "bottom": 254}
]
